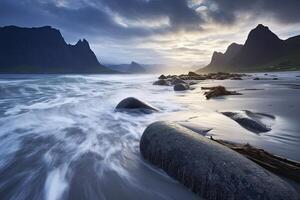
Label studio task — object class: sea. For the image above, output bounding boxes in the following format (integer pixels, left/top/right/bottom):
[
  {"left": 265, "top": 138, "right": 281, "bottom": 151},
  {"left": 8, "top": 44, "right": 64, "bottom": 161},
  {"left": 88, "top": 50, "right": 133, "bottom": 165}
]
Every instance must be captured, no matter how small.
[{"left": 0, "top": 72, "right": 299, "bottom": 200}]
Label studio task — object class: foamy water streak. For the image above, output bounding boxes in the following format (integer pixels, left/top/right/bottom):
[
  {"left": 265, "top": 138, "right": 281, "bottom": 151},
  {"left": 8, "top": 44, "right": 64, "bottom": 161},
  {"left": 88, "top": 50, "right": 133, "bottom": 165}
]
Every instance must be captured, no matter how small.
[
  {"left": 0, "top": 74, "right": 198, "bottom": 200},
  {"left": 0, "top": 73, "right": 300, "bottom": 200}
]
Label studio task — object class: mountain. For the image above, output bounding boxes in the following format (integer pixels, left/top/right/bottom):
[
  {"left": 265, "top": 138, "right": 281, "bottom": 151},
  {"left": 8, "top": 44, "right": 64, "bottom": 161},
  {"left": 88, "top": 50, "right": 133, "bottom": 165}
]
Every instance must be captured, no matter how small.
[
  {"left": 197, "top": 24, "right": 300, "bottom": 72},
  {"left": 0, "top": 26, "right": 115, "bottom": 74},
  {"left": 107, "top": 61, "right": 146, "bottom": 73}
]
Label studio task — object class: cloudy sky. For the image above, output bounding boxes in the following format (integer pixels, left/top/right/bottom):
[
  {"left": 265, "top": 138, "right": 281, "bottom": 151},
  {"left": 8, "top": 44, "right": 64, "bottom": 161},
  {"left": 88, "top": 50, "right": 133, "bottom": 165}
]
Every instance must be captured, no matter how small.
[{"left": 1, "top": 0, "right": 300, "bottom": 68}]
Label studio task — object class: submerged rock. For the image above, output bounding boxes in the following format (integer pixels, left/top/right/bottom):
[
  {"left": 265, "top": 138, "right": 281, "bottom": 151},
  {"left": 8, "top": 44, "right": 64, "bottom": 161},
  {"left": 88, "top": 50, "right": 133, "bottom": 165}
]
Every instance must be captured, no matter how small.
[
  {"left": 222, "top": 110, "right": 274, "bottom": 133},
  {"left": 115, "top": 97, "right": 159, "bottom": 113},
  {"left": 140, "top": 121, "right": 299, "bottom": 200},
  {"left": 174, "top": 83, "right": 190, "bottom": 91},
  {"left": 202, "top": 86, "right": 241, "bottom": 99}
]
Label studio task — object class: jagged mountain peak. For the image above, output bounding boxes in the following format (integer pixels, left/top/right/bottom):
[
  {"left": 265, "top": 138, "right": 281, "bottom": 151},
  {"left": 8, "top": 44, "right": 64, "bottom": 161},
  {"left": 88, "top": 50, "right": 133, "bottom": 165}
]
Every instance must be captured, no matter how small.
[
  {"left": 197, "top": 24, "right": 300, "bottom": 72},
  {"left": 245, "top": 24, "right": 281, "bottom": 46},
  {"left": 0, "top": 26, "right": 115, "bottom": 73},
  {"left": 75, "top": 39, "right": 90, "bottom": 48}
]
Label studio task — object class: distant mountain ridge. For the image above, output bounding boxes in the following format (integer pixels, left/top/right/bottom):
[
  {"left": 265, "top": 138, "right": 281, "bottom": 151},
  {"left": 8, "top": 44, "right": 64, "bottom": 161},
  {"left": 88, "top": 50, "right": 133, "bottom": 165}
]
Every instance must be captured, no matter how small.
[
  {"left": 107, "top": 61, "right": 146, "bottom": 73},
  {"left": 0, "top": 26, "right": 115, "bottom": 73},
  {"left": 197, "top": 24, "right": 300, "bottom": 72}
]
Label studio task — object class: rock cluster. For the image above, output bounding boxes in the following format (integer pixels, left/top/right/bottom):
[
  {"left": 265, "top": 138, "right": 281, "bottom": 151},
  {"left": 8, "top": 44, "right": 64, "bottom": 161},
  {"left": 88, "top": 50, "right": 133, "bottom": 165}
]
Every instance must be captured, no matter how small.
[
  {"left": 153, "top": 72, "right": 246, "bottom": 91},
  {"left": 178, "top": 71, "right": 246, "bottom": 81}
]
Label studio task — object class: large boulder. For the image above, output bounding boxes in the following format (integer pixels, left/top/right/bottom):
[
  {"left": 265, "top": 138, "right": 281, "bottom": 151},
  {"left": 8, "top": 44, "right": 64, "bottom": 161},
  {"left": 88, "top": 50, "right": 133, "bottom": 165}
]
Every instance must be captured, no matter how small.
[
  {"left": 202, "top": 86, "right": 241, "bottom": 99},
  {"left": 115, "top": 97, "right": 159, "bottom": 113},
  {"left": 174, "top": 83, "right": 190, "bottom": 91},
  {"left": 222, "top": 110, "right": 274, "bottom": 133},
  {"left": 140, "top": 121, "right": 299, "bottom": 200}
]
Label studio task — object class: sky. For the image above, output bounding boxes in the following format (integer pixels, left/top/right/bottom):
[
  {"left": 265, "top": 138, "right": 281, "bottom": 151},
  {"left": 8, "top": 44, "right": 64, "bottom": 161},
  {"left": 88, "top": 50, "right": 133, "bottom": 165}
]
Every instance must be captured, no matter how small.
[{"left": 1, "top": 0, "right": 300, "bottom": 69}]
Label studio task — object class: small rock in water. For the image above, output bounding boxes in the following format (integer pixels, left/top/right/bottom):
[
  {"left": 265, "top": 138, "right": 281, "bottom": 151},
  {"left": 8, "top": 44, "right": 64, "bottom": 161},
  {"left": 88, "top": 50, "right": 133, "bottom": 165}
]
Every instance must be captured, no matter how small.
[
  {"left": 202, "top": 86, "right": 241, "bottom": 99},
  {"left": 222, "top": 110, "right": 275, "bottom": 133},
  {"left": 174, "top": 83, "right": 190, "bottom": 91},
  {"left": 153, "top": 79, "right": 171, "bottom": 86},
  {"left": 171, "top": 77, "right": 187, "bottom": 85},
  {"left": 188, "top": 81, "right": 197, "bottom": 85},
  {"left": 187, "top": 71, "right": 200, "bottom": 76},
  {"left": 231, "top": 77, "right": 242, "bottom": 80},
  {"left": 158, "top": 74, "right": 167, "bottom": 79},
  {"left": 115, "top": 97, "right": 159, "bottom": 114},
  {"left": 253, "top": 77, "right": 260, "bottom": 80}
]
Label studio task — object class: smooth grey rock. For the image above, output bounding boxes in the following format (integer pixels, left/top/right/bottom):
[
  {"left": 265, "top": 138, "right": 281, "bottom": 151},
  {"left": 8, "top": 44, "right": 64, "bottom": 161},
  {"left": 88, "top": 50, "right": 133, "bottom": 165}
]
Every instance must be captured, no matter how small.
[
  {"left": 222, "top": 110, "right": 274, "bottom": 133},
  {"left": 115, "top": 97, "right": 159, "bottom": 113},
  {"left": 140, "top": 121, "right": 299, "bottom": 200},
  {"left": 174, "top": 83, "right": 190, "bottom": 91}
]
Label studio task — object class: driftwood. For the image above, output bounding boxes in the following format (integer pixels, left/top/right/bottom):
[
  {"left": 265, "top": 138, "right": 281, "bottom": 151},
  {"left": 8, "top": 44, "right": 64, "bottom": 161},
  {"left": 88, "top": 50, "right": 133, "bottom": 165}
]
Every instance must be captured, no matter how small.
[
  {"left": 212, "top": 138, "right": 300, "bottom": 182},
  {"left": 201, "top": 86, "right": 242, "bottom": 99}
]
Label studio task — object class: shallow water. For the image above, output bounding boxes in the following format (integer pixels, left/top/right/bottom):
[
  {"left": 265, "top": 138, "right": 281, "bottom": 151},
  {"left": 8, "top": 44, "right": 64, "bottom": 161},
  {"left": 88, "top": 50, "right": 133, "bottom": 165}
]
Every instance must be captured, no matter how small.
[{"left": 0, "top": 72, "right": 299, "bottom": 200}]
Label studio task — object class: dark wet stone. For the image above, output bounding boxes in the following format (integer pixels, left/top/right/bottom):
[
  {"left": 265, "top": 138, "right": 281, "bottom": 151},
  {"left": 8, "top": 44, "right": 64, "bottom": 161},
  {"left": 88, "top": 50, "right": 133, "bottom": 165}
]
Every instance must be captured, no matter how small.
[
  {"left": 222, "top": 110, "right": 274, "bottom": 133},
  {"left": 253, "top": 77, "right": 260, "bottom": 80},
  {"left": 188, "top": 81, "right": 198, "bottom": 85},
  {"left": 140, "top": 121, "right": 299, "bottom": 200},
  {"left": 231, "top": 77, "right": 242, "bottom": 80},
  {"left": 115, "top": 97, "right": 159, "bottom": 113},
  {"left": 174, "top": 83, "right": 190, "bottom": 91},
  {"left": 158, "top": 74, "right": 167, "bottom": 79},
  {"left": 171, "top": 77, "right": 186, "bottom": 85},
  {"left": 153, "top": 79, "right": 171, "bottom": 86},
  {"left": 188, "top": 71, "right": 200, "bottom": 76}
]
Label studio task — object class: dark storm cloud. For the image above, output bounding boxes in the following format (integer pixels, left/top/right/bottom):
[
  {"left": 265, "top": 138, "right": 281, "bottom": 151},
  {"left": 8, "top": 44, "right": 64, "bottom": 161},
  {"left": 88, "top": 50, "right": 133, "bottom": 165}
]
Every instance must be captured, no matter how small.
[
  {"left": 102, "top": 0, "right": 203, "bottom": 31},
  {"left": 0, "top": 0, "right": 203, "bottom": 39},
  {"left": 202, "top": 0, "right": 300, "bottom": 24},
  {"left": 1, "top": 0, "right": 299, "bottom": 39}
]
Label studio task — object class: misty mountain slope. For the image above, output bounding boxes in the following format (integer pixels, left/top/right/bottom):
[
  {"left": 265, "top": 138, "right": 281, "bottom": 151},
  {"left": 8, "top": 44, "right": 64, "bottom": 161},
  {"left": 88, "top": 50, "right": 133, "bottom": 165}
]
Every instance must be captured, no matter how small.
[
  {"left": 107, "top": 61, "right": 146, "bottom": 73},
  {"left": 0, "top": 26, "right": 115, "bottom": 74},
  {"left": 197, "top": 24, "right": 300, "bottom": 72}
]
